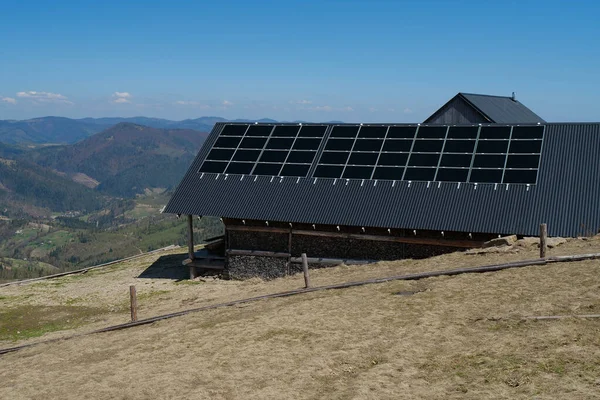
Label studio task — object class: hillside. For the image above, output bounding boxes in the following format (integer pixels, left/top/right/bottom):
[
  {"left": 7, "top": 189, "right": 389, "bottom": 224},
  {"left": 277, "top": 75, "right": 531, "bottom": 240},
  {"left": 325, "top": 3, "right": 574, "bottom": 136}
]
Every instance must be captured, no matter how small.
[
  {"left": 0, "top": 238, "right": 599, "bottom": 398},
  {"left": 0, "top": 158, "right": 108, "bottom": 214},
  {"left": 0, "top": 142, "right": 24, "bottom": 158},
  {"left": 25, "top": 123, "right": 208, "bottom": 197},
  {"left": 0, "top": 187, "right": 223, "bottom": 281}
]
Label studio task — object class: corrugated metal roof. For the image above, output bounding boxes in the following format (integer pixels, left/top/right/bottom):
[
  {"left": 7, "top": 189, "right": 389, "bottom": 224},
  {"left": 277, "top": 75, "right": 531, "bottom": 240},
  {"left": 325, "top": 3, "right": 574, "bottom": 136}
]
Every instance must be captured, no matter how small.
[
  {"left": 459, "top": 93, "right": 546, "bottom": 124},
  {"left": 164, "top": 122, "right": 600, "bottom": 238}
]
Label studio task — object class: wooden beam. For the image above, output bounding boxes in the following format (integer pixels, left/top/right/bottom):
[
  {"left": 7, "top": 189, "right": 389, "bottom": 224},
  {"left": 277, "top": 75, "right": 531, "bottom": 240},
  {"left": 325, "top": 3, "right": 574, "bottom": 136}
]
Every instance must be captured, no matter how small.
[
  {"left": 292, "top": 229, "right": 481, "bottom": 248},
  {"left": 291, "top": 257, "right": 378, "bottom": 265},
  {"left": 183, "top": 256, "right": 225, "bottom": 265},
  {"left": 204, "top": 234, "right": 225, "bottom": 243},
  {"left": 187, "top": 215, "right": 196, "bottom": 279},
  {"left": 187, "top": 215, "right": 195, "bottom": 260},
  {"left": 287, "top": 229, "right": 293, "bottom": 275},
  {"left": 183, "top": 260, "right": 225, "bottom": 270},
  {"left": 226, "top": 225, "right": 290, "bottom": 234},
  {"left": 227, "top": 249, "right": 291, "bottom": 258},
  {"left": 224, "top": 224, "right": 482, "bottom": 248}
]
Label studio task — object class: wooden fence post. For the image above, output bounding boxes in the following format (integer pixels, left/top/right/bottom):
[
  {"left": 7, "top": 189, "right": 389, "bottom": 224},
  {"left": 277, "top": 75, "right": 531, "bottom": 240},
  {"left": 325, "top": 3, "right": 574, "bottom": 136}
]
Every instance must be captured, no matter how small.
[
  {"left": 301, "top": 253, "right": 311, "bottom": 289},
  {"left": 540, "top": 223, "right": 547, "bottom": 258},
  {"left": 130, "top": 285, "right": 138, "bottom": 322},
  {"left": 187, "top": 215, "right": 197, "bottom": 279}
]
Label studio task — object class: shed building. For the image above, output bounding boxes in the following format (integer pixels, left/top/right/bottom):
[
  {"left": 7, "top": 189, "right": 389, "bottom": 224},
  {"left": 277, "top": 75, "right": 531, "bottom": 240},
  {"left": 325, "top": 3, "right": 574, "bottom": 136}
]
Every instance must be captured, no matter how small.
[
  {"left": 424, "top": 92, "right": 545, "bottom": 124},
  {"left": 165, "top": 120, "right": 600, "bottom": 279}
]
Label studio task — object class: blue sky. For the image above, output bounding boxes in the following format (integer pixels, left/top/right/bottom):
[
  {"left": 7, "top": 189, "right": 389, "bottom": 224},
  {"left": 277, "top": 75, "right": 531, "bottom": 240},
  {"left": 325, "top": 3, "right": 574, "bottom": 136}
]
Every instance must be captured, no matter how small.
[{"left": 1, "top": 0, "right": 599, "bottom": 122}]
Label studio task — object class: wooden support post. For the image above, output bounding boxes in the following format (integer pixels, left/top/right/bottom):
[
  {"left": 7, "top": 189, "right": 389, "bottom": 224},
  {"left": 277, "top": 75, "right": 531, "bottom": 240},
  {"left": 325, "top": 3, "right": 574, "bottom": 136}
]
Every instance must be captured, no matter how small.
[
  {"left": 540, "top": 223, "right": 547, "bottom": 258},
  {"left": 187, "top": 215, "right": 197, "bottom": 279},
  {"left": 301, "top": 253, "right": 311, "bottom": 289},
  {"left": 287, "top": 229, "right": 293, "bottom": 275},
  {"left": 129, "top": 285, "right": 137, "bottom": 322}
]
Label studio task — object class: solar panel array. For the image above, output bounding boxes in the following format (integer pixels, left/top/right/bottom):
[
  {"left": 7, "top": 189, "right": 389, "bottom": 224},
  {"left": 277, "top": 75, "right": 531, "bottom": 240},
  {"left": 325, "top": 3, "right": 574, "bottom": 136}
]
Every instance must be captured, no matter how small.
[
  {"left": 199, "top": 124, "right": 327, "bottom": 178},
  {"left": 199, "top": 123, "right": 544, "bottom": 184}
]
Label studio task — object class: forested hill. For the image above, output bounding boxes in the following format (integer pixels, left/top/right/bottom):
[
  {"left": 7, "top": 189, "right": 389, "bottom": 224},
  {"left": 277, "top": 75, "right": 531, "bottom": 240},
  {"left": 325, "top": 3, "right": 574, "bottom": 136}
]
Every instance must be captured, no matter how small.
[
  {"left": 25, "top": 123, "right": 209, "bottom": 197},
  {"left": 0, "top": 142, "right": 24, "bottom": 158},
  {"left": 0, "top": 158, "right": 108, "bottom": 214}
]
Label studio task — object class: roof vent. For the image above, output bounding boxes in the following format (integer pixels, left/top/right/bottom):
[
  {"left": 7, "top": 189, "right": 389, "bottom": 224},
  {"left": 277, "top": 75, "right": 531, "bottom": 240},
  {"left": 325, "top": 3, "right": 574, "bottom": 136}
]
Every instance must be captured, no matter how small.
[{"left": 511, "top": 92, "right": 516, "bottom": 102}]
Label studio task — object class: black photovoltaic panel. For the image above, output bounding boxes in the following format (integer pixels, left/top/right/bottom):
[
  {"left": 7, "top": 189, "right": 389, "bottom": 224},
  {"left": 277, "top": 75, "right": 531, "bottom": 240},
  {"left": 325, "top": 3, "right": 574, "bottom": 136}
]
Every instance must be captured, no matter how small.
[
  {"left": 246, "top": 125, "right": 273, "bottom": 136},
  {"left": 260, "top": 150, "right": 287, "bottom": 162},
  {"left": 383, "top": 140, "right": 412, "bottom": 152},
  {"left": 312, "top": 124, "right": 544, "bottom": 184},
  {"left": 378, "top": 153, "right": 409, "bottom": 166},
  {"left": 200, "top": 123, "right": 544, "bottom": 184},
  {"left": 325, "top": 139, "right": 354, "bottom": 151},
  {"left": 220, "top": 124, "right": 248, "bottom": 136},
  {"left": 447, "top": 126, "right": 479, "bottom": 139},
  {"left": 479, "top": 126, "right": 511, "bottom": 139},
  {"left": 272, "top": 125, "right": 300, "bottom": 137},
  {"left": 387, "top": 126, "right": 417, "bottom": 138},
  {"left": 330, "top": 125, "right": 359, "bottom": 138},
  {"left": 198, "top": 124, "right": 327, "bottom": 177},
  {"left": 373, "top": 167, "right": 404, "bottom": 180},
  {"left": 358, "top": 126, "right": 388, "bottom": 138},
  {"left": 416, "top": 126, "right": 447, "bottom": 138}
]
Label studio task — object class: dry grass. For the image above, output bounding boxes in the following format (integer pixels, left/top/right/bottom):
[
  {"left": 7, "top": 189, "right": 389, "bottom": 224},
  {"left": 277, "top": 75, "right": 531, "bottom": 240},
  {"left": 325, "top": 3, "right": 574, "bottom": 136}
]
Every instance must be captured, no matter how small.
[{"left": 0, "top": 238, "right": 600, "bottom": 399}]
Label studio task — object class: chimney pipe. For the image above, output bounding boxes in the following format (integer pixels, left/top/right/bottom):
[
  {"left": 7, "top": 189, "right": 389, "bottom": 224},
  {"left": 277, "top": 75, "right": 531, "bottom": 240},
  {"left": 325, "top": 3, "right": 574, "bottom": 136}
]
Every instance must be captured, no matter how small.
[{"left": 511, "top": 92, "right": 516, "bottom": 101}]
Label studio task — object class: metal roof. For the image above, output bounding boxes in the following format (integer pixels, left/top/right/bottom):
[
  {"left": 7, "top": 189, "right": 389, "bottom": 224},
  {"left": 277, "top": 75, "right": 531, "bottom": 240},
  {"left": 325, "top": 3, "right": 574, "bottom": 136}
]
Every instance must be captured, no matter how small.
[
  {"left": 165, "top": 122, "right": 600, "bottom": 238},
  {"left": 460, "top": 93, "right": 545, "bottom": 123},
  {"left": 425, "top": 93, "right": 546, "bottom": 124}
]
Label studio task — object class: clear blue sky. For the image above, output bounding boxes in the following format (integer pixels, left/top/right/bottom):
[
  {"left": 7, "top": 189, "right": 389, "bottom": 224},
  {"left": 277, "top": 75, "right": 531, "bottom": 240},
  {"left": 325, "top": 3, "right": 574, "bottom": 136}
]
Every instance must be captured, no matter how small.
[{"left": 1, "top": 0, "right": 599, "bottom": 122}]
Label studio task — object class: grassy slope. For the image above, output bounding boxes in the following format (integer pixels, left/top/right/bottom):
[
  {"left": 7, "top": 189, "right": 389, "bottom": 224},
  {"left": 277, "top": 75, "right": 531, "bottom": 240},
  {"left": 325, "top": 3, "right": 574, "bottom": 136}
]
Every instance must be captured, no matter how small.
[
  {"left": 0, "top": 193, "right": 223, "bottom": 278},
  {"left": 1, "top": 238, "right": 600, "bottom": 399}
]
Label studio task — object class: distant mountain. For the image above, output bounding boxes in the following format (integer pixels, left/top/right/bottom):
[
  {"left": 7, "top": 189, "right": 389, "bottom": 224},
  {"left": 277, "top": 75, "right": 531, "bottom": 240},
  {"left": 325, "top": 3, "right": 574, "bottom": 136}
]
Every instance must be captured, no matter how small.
[
  {"left": 79, "top": 116, "right": 227, "bottom": 133},
  {"left": 26, "top": 123, "right": 209, "bottom": 197},
  {"left": 0, "top": 116, "right": 282, "bottom": 145},
  {"left": 0, "top": 117, "right": 106, "bottom": 145}
]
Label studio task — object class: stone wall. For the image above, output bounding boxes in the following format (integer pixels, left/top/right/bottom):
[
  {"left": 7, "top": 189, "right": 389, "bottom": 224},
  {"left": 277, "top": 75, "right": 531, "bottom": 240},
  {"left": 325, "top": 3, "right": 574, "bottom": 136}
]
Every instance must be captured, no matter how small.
[
  {"left": 227, "top": 230, "right": 457, "bottom": 261},
  {"left": 228, "top": 255, "right": 289, "bottom": 280},
  {"left": 225, "top": 228, "right": 461, "bottom": 279}
]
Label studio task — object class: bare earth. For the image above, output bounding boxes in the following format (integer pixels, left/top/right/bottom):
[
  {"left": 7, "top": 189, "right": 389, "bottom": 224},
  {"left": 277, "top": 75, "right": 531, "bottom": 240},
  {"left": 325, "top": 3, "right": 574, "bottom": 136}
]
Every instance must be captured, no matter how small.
[{"left": 0, "top": 238, "right": 599, "bottom": 399}]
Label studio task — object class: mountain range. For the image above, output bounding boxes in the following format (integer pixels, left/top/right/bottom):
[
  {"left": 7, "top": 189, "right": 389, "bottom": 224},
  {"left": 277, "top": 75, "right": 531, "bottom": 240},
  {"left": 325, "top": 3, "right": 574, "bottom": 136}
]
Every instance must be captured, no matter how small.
[
  {"left": 0, "top": 122, "right": 214, "bottom": 217},
  {"left": 0, "top": 116, "right": 277, "bottom": 145},
  {"left": 0, "top": 115, "right": 342, "bottom": 216},
  {"left": 25, "top": 123, "right": 209, "bottom": 197}
]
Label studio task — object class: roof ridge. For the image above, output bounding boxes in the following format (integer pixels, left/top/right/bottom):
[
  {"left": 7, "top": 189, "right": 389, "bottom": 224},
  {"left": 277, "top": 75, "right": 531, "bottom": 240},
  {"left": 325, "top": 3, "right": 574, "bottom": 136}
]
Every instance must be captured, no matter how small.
[{"left": 459, "top": 92, "right": 513, "bottom": 99}]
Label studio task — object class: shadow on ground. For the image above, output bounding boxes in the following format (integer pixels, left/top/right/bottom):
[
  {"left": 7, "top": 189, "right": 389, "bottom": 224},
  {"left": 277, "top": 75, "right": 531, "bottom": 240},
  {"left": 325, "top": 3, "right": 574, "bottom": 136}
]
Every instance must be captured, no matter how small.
[{"left": 138, "top": 253, "right": 189, "bottom": 280}]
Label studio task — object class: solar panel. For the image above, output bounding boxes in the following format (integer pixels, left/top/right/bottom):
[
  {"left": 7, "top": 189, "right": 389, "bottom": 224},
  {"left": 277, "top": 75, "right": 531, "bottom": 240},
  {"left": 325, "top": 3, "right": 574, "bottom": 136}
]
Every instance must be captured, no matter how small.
[
  {"left": 199, "top": 124, "right": 327, "bottom": 178},
  {"left": 312, "top": 124, "right": 544, "bottom": 184},
  {"left": 199, "top": 123, "right": 545, "bottom": 184}
]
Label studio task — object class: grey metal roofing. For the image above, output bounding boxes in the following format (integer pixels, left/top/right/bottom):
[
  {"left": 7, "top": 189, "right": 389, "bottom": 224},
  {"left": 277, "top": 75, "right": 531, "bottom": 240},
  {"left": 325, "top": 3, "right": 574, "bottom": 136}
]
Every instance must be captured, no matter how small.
[
  {"left": 425, "top": 93, "right": 546, "bottom": 124},
  {"left": 165, "top": 122, "right": 600, "bottom": 238}
]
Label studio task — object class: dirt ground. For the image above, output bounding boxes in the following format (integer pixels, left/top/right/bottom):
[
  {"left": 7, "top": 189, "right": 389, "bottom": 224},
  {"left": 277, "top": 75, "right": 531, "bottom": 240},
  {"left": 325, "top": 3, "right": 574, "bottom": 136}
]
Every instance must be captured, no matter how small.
[{"left": 0, "top": 238, "right": 600, "bottom": 399}]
